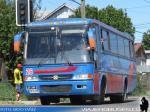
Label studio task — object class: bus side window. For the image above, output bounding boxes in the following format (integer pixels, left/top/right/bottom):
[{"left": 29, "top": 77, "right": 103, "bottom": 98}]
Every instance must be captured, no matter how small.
[
  {"left": 101, "top": 29, "right": 109, "bottom": 51},
  {"left": 130, "top": 41, "right": 134, "bottom": 58},
  {"left": 118, "top": 36, "right": 125, "bottom": 56},
  {"left": 124, "top": 39, "right": 130, "bottom": 57},
  {"left": 110, "top": 32, "right": 118, "bottom": 53}
]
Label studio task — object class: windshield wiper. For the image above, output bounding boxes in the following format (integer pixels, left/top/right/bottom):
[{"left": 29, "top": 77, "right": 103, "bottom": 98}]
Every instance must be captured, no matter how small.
[
  {"left": 37, "top": 53, "right": 50, "bottom": 67},
  {"left": 60, "top": 46, "right": 73, "bottom": 66},
  {"left": 59, "top": 39, "right": 73, "bottom": 66}
]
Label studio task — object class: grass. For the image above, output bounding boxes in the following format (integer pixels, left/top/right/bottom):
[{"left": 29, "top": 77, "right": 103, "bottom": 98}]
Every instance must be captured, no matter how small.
[
  {"left": 0, "top": 82, "right": 28, "bottom": 101},
  {"left": 131, "top": 73, "right": 148, "bottom": 96},
  {"left": 131, "top": 88, "right": 147, "bottom": 96},
  {"left": 0, "top": 82, "right": 16, "bottom": 101}
]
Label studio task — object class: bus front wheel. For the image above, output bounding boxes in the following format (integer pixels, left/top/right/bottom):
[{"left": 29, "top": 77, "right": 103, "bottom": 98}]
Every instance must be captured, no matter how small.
[
  {"left": 40, "top": 96, "right": 60, "bottom": 105},
  {"left": 40, "top": 96, "right": 50, "bottom": 105},
  {"left": 93, "top": 79, "right": 106, "bottom": 104},
  {"left": 70, "top": 95, "right": 86, "bottom": 105}
]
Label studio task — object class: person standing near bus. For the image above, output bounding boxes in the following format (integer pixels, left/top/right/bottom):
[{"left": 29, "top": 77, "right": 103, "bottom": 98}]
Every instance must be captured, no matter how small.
[{"left": 14, "top": 64, "right": 23, "bottom": 101}]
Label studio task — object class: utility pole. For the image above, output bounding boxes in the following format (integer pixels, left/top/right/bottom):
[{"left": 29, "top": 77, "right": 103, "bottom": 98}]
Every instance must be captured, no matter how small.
[
  {"left": 80, "top": 0, "right": 85, "bottom": 18},
  {"left": 69, "top": 0, "right": 85, "bottom": 18}
]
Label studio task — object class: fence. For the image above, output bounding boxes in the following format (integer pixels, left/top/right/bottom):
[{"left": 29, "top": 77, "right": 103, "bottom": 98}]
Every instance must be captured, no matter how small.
[{"left": 142, "top": 73, "right": 150, "bottom": 89}]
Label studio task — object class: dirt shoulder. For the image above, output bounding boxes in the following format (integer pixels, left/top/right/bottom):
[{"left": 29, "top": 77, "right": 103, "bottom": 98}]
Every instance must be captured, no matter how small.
[{"left": 0, "top": 100, "right": 40, "bottom": 105}]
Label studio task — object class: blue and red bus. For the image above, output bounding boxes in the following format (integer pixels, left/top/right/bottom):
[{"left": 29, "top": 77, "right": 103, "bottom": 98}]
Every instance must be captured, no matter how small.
[{"left": 14, "top": 18, "right": 136, "bottom": 105}]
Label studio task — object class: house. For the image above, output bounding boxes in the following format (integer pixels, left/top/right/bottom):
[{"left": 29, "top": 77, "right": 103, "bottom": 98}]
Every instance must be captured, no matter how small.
[
  {"left": 134, "top": 43, "right": 146, "bottom": 73},
  {"left": 142, "top": 50, "right": 150, "bottom": 89},
  {"left": 42, "top": 3, "right": 75, "bottom": 20},
  {"left": 145, "top": 50, "right": 150, "bottom": 65},
  {"left": 134, "top": 45, "right": 150, "bottom": 89}
]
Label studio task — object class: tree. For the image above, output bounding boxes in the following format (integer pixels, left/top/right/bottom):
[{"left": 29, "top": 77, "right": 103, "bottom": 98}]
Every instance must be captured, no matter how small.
[
  {"left": 0, "top": 0, "right": 42, "bottom": 79},
  {"left": 32, "top": 0, "right": 42, "bottom": 20},
  {"left": 142, "top": 30, "right": 150, "bottom": 50},
  {"left": 98, "top": 5, "right": 135, "bottom": 37},
  {"left": 71, "top": 5, "right": 135, "bottom": 37},
  {"left": 0, "top": 0, "right": 20, "bottom": 77}
]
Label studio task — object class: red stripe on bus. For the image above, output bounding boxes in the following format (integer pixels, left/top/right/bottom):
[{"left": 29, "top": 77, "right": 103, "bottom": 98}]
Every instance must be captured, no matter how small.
[
  {"left": 94, "top": 72, "right": 100, "bottom": 93},
  {"left": 106, "top": 74, "right": 124, "bottom": 93},
  {"left": 128, "top": 64, "right": 134, "bottom": 86},
  {"left": 34, "top": 66, "right": 77, "bottom": 74}
]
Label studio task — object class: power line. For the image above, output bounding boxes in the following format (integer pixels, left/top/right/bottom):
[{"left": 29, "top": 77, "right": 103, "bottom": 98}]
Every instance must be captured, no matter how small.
[
  {"left": 135, "top": 26, "right": 150, "bottom": 29},
  {"left": 135, "top": 30, "right": 145, "bottom": 34},
  {"left": 68, "top": 0, "right": 81, "bottom": 5},
  {"left": 134, "top": 23, "right": 150, "bottom": 26}
]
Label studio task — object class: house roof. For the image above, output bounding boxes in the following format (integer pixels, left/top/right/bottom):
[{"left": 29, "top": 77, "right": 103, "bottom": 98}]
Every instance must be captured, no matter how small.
[{"left": 42, "top": 3, "right": 75, "bottom": 20}]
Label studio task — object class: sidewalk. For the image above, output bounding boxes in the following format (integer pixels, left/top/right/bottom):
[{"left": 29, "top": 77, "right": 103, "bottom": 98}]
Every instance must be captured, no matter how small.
[{"left": 0, "top": 100, "right": 40, "bottom": 105}]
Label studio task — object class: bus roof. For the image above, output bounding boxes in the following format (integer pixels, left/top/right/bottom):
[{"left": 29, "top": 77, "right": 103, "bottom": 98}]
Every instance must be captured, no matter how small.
[{"left": 28, "top": 18, "right": 133, "bottom": 41}]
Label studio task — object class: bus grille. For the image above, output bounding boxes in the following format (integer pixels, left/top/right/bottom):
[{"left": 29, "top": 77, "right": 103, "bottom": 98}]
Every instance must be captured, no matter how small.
[
  {"left": 41, "top": 85, "right": 72, "bottom": 93},
  {"left": 39, "top": 74, "right": 72, "bottom": 81}
]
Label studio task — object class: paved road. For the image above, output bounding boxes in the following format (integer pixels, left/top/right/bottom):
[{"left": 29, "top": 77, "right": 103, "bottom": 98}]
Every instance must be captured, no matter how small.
[
  {"left": 0, "top": 96, "right": 149, "bottom": 112},
  {"left": 52, "top": 96, "right": 150, "bottom": 112}
]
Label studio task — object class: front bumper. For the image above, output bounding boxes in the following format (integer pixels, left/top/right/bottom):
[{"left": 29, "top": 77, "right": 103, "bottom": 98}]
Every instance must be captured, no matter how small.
[{"left": 23, "top": 80, "right": 94, "bottom": 96}]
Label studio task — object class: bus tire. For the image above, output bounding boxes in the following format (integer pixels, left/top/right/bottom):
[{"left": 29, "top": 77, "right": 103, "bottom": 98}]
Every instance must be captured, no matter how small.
[
  {"left": 110, "top": 92, "right": 127, "bottom": 103},
  {"left": 110, "top": 80, "right": 127, "bottom": 103},
  {"left": 93, "top": 77, "right": 106, "bottom": 104},
  {"left": 119, "top": 79, "right": 127, "bottom": 103},
  {"left": 40, "top": 96, "right": 50, "bottom": 105},
  {"left": 70, "top": 95, "right": 86, "bottom": 105}
]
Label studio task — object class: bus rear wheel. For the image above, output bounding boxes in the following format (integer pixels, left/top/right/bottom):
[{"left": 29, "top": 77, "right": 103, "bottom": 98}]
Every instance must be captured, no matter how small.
[
  {"left": 110, "top": 83, "right": 127, "bottom": 103},
  {"left": 110, "top": 93, "right": 126, "bottom": 103},
  {"left": 70, "top": 95, "right": 86, "bottom": 105}
]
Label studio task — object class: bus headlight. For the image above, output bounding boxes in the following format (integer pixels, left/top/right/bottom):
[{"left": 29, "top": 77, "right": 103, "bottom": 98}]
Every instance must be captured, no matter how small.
[
  {"left": 73, "top": 74, "right": 93, "bottom": 80},
  {"left": 24, "top": 76, "right": 39, "bottom": 81}
]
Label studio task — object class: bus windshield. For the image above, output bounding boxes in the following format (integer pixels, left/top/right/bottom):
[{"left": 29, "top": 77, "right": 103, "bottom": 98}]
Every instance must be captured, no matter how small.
[{"left": 24, "top": 25, "right": 91, "bottom": 65}]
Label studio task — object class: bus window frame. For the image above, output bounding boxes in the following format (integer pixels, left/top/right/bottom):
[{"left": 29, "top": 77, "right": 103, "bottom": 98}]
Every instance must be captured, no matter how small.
[
  {"left": 88, "top": 23, "right": 101, "bottom": 68},
  {"left": 101, "top": 28, "right": 110, "bottom": 51},
  {"left": 109, "top": 31, "right": 118, "bottom": 54},
  {"left": 100, "top": 29, "right": 135, "bottom": 61}
]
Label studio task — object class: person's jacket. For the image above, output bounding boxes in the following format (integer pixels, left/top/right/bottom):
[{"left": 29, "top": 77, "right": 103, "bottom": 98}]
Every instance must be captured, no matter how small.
[{"left": 14, "top": 68, "right": 23, "bottom": 84}]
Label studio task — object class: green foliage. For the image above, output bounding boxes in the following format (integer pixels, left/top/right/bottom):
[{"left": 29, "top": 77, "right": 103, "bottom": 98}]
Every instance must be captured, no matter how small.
[
  {"left": 99, "top": 5, "right": 135, "bottom": 37},
  {"left": 132, "top": 73, "right": 147, "bottom": 96},
  {"left": 71, "top": 5, "right": 135, "bottom": 37},
  {"left": 0, "top": 0, "right": 21, "bottom": 78},
  {"left": 0, "top": 0, "right": 42, "bottom": 79},
  {"left": 0, "top": 82, "right": 27, "bottom": 101},
  {"left": 0, "top": 82, "right": 16, "bottom": 101},
  {"left": 142, "top": 30, "right": 150, "bottom": 50}
]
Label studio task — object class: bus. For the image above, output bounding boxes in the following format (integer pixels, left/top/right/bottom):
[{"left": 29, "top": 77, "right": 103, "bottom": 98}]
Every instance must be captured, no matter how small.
[{"left": 14, "top": 18, "right": 136, "bottom": 105}]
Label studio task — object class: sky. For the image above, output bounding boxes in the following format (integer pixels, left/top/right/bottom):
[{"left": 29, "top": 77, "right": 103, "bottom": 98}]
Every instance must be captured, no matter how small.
[{"left": 41, "top": 0, "right": 150, "bottom": 43}]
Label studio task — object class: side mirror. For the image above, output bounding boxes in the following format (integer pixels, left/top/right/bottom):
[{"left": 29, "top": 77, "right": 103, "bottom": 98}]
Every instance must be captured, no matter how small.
[
  {"left": 87, "top": 28, "right": 96, "bottom": 49},
  {"left": 14, "top": 32, "right": 25, "bottom": 53}
]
